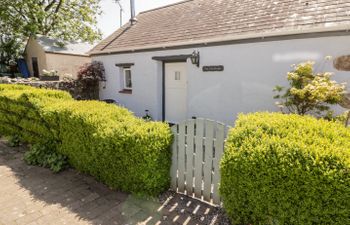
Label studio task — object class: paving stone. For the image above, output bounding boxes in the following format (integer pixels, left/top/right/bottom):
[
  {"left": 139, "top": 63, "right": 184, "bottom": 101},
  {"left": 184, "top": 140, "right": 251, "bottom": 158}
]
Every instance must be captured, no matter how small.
[
  {"left": 15, "top": 211, "right": 43, "bottom": 225},
  {"left": 0, "top": 139, "right": 224, "bottom": 225}
]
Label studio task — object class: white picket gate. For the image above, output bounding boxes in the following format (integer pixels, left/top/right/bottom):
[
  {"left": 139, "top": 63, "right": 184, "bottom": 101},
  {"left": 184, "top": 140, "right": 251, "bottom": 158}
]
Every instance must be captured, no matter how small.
[{"left": 170, "top": 118, "right": 229, "bottom": 205}]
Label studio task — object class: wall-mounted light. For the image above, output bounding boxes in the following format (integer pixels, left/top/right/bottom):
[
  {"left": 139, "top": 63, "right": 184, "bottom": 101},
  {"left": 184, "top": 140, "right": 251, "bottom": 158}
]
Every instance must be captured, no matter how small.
[{"left": 190, "top": 50, "right": 200, "bottom": 67}]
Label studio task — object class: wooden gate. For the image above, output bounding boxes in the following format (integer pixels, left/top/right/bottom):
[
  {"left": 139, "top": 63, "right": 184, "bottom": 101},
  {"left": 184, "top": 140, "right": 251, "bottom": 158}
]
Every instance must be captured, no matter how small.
[{"left": 170, "top": 118, "right": 229, "bottom": 205}]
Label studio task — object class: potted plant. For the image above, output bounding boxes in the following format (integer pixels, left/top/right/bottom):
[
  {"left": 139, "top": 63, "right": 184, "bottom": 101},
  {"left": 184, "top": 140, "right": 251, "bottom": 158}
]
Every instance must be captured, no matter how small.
[{"left": 40, "top": 69, "right": 59, "bottom": 81}]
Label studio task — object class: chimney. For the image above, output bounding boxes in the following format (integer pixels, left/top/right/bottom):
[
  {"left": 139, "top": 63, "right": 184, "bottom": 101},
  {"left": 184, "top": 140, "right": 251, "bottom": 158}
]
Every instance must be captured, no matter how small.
[{"left": 130, "top": 0, "right": 137, "bottom": 25}]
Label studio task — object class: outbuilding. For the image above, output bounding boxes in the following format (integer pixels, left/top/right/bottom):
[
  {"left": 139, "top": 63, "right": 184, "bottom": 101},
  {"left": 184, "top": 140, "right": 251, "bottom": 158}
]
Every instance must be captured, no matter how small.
[
  {"left": 25, "top": 35, "right": 92, "bottom": 79},
  {"left": 90, "top": 0, "right": 350, "bottom": 125}
]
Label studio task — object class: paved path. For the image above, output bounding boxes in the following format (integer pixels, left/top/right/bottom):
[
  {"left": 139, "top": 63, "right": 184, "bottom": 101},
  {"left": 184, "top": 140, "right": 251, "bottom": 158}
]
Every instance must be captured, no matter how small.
[{"left": 0, "top": 140, "right": 222, "bottom": 225}]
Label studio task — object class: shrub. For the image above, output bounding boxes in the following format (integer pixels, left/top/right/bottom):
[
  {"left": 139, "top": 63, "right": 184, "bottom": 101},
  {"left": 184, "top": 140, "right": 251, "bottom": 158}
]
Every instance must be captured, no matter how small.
[
  {"left": 220, "top": 112, "right": 350, "bottom": 225},
  {"left": 77, "top": 61, "right": 105, "bottom": 81},
  {"left": 0, "top": 84, "right": 172, "bottom": 195},
  {"left": 47, "top": 100, "right": 172, "bottom": 195},
  {"left": 76, "top": 61, "right": 105, "bottom": 100},
  {"left": 0, "top": 84, "right": 73, "bottom": 143},
  {"left": 7, "top": 134, "right": 21, "bottom": 147},
  {"left": 274, "top": 61, "right": 346, "bottom": 117},
  {"left": 24, "top": 142, "right": 68, "bottom": 173}
]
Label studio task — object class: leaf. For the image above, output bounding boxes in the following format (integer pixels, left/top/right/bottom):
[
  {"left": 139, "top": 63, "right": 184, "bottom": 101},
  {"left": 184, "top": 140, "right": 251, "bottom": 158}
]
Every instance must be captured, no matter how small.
[{"left": 0, "top": 0, "right": 102, "bottom": 64}]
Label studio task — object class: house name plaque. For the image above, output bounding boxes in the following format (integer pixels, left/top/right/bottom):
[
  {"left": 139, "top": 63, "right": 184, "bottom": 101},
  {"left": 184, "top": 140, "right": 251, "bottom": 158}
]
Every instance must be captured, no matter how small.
[{"left": 202, "top": 65, "right": 224, "bottom": 72}]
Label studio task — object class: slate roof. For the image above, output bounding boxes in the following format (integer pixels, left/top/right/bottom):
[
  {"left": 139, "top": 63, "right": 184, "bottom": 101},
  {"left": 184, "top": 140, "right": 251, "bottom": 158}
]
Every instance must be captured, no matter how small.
[
  {"left": 36, "top": 35, "right": 94, "bottom": 56},
  {"left": 90, "top": 0, "right": 350, "bottom": 55}
]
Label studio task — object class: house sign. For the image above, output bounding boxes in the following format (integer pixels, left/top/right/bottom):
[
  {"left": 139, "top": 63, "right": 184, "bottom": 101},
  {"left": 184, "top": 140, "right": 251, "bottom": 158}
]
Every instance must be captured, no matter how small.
[{"left": 202, "top": 65, "right": 224, "bottom": 72}]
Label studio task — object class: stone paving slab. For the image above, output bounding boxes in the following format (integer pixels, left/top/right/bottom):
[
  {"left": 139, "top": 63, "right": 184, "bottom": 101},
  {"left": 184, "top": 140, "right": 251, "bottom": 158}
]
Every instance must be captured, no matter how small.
[{"left": 0, "top": 140, "right": 226, "bottom": 225}]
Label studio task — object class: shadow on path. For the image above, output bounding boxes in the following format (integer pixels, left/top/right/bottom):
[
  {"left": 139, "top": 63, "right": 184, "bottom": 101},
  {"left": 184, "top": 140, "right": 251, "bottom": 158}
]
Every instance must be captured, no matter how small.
[{"left": 0, "top": 140, "right": 223, "bottom": 225}]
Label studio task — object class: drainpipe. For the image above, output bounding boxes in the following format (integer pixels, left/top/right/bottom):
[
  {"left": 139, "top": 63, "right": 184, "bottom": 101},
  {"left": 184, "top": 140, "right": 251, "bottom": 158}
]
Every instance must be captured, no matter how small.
[{"left": 130, "top": 0, "right": 137, "bottom": 25}]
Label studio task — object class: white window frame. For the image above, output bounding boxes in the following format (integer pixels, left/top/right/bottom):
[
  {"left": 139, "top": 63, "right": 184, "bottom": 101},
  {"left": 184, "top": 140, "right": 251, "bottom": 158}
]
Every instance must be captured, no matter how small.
[{"left": 123, "top": 68, "right": 132, "bottom": 90}]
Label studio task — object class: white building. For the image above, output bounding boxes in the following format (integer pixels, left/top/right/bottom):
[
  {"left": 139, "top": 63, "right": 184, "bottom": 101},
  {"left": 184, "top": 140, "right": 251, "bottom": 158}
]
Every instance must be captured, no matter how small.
[
  {"left": 90, "top": 0, "right": 350, "bottom": 125},
  {"left": 25, "top": 35, "right": 92, "bottom": 79}
]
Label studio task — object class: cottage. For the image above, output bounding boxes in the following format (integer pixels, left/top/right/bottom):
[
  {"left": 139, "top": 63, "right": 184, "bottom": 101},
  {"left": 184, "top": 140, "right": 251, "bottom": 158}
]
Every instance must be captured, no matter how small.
[
  {"left": 25, "top": 35, "right": 92, "bottom": 79},
  {"left": 90, "top": 0, "right": 350, "bottom": 125}
]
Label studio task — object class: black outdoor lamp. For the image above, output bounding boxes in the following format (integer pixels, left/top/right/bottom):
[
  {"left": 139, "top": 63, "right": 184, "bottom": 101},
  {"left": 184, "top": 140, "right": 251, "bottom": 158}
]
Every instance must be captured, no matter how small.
[{"left": 190, "top": 50, "right": 200, "bottom": 67}]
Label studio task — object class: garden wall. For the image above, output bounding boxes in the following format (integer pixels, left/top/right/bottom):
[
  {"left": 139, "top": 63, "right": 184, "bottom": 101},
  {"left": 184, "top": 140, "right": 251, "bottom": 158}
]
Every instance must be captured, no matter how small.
[{"left": 0, "top": 77, "right": 99, "bottom": 100}]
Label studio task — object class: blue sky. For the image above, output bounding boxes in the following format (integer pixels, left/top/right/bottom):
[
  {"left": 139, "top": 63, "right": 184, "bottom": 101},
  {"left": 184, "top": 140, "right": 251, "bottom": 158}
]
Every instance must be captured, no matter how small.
[{"left": 98, "top": 0, "right": 182, "bottom": 37}]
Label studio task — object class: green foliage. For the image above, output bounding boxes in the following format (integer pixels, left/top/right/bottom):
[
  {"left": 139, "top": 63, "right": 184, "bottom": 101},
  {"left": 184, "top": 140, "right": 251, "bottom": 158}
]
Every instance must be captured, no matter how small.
[
  {"left": 220, "top": 112, "right": 350, "bottom": 225},
  {"left": 0, "top": 0, "right": 102, "bottom": 42},
  {"left": 324, "top": 110, "right": 350, "bottom": 126},
  {"left": 0, "top": 84, "right": 73, "bottom": 143},
  {"left": 24, "top": 142, "right": 68, "bottom": 173},
  {"left": 50, "top": 100, "right": 172, "bottom": 195},
  {"left": 0, "top": 0, "right": 102, "bottom": 62},
  {"left": 274, "top": 61, "right": 346, "bottom": 116},
  {"left": 0, "top": 20, "right": 23, "bottom": 65},
  {"left": 7, "top": 134, "right": 21, "bottom": 147},
  {"left": 0, "top": 84, "right": 172, "bottom": 195}
]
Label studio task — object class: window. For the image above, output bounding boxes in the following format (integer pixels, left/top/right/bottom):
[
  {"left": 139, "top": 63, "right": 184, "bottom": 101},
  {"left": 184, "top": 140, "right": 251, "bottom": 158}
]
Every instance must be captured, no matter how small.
[
  {"left": 123, "top": 68, "right": 132, "bottom": 90},
  {"left": 175, "top": 71, "right": 181, "bottom": 81},
  {"left": 116, "top": 63, "right": 134, "bottom": 94}
]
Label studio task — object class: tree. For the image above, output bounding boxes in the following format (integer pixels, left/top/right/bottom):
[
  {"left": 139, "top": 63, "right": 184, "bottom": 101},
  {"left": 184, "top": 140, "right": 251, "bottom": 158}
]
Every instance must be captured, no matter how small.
[
  {"left": 274, "top": 61, "right": 346, "bottom": 116},
  {"left": 0, "top": 0, "right": 102, "bottom": 42},
  {"left": 0, "top": 21, "right": 23, "bottom": 65},
  {"left": 0, "top": 0, "right": 102, "bottom": 64}
]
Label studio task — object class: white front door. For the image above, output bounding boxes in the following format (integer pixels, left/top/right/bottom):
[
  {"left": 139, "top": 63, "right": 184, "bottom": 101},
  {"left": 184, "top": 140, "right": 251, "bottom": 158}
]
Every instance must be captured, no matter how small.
[{"left": 165, "top": 62, "right": 187, "bottom": 123}]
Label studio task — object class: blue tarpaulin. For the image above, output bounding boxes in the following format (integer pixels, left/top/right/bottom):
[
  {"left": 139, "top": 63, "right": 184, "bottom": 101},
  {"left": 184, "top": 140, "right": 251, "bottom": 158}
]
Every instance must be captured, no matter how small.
[{"left": 17, "top": 59, "right": 30, "bottom": 78}]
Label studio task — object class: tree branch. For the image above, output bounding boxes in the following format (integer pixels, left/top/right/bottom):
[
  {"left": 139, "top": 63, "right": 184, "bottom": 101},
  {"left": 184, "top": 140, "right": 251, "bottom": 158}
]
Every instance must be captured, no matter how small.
[
  {"left": 39, "top": 0, "right": 47, "bottom": 6},
  {"left": 9, "top": 5, "right": 29, "bottom": 23},
  {"left": 54, "top": 0, "right": 64, "bottom": 13},
  {"left": 44, "top": 0, "right": 57, "bottom": 11},
  {"left": 44, "top": 0, "right": 64, "bottom": 33}
]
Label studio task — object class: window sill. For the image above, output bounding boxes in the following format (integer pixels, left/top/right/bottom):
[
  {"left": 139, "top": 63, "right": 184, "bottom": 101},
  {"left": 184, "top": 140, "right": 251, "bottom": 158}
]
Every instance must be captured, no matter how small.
[{"left": 119, "top": 89, "right": 132, "bottom": 94}]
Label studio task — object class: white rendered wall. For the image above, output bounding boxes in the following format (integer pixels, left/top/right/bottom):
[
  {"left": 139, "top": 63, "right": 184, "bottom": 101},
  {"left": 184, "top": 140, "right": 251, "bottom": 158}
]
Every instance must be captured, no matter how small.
[
  {"left": 25, "top": 37, "right": 47, "bottom": 77},
  {"left": 46, "top": 53, "right": 91, "bottom": 78},
  {"left": 93, "top": 35, "right": 350, "bottom": 125}
]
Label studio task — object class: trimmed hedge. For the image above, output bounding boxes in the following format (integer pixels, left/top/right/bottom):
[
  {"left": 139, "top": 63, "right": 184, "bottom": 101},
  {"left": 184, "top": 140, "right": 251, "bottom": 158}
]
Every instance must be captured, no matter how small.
[
  {"left": 0, "top": 84, "right": 172, "bottom": 195},
  {"left": 220, "top": 112, "right": 350, "bottom": 225},
  {"left": 0, "top": 84, "right": 72, "bottom": 143}
]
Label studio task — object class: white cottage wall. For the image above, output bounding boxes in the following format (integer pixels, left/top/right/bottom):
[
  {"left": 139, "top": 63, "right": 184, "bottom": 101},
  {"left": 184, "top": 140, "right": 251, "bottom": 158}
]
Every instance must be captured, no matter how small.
[{"left": 93, "top": 35, "right": 350, "bottom": 125}]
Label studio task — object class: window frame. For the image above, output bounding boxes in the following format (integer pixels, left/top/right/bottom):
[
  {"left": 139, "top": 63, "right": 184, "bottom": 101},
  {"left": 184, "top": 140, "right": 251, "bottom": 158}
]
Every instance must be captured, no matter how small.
[{"left": 122, "top": 67, "right": 132, "bottom": 90}]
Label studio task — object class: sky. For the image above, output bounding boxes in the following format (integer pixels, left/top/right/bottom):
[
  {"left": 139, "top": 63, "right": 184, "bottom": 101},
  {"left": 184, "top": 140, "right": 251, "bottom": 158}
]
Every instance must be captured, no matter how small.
[{"left": 98, "top": 0, "right": 182, "bottom": 38}]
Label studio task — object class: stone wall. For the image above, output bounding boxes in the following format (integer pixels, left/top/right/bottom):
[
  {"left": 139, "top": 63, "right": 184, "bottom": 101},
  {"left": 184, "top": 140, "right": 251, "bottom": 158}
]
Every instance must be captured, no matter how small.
[{"left": 0, "top": 77, "right": 99, "bottom": 100}]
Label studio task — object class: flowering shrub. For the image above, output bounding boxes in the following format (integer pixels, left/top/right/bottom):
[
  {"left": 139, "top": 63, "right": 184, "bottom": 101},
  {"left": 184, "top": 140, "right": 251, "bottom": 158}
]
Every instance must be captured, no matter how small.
[
  {"left": 42, "top": 69, "right": 58, "bottom": 77},
  {"left": 274, "top": 61, "right": 346, "bottom": 116},
  {"left": 77, "top": 61, "right": 105, "bottom": 81},
  {"left": 76, "top": 61, "right": 105, "bottom": 100}
]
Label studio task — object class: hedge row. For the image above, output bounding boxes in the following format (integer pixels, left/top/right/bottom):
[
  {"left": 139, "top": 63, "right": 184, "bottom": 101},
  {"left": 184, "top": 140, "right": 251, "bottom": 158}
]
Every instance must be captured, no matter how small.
[
  {"left": 220, "top": 113, "right": 350, "bottom": 225},
  {"left": 0, "top": 84, "right": 172, "bottom": 195},
  {"left": 0, "top": 85, "right": 72, "bottom": 143}
]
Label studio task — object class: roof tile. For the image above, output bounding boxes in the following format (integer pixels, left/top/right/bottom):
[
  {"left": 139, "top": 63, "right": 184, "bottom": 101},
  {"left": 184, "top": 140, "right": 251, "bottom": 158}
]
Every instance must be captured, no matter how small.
[{"left": 90, "top": 0, "right": 350, "bottom": 55}]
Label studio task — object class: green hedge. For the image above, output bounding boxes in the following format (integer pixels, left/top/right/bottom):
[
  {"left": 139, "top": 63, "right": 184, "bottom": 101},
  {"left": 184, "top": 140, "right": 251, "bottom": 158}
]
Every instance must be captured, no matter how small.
[
  {"left": 0, "top": 84, "right": 72, "bottom": 143},
  {"left": 220, "top": 112, "right": 350, "bottom": 225},
  {"left": 0, "top": 84, "right": 172, "bottom": 195}
]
